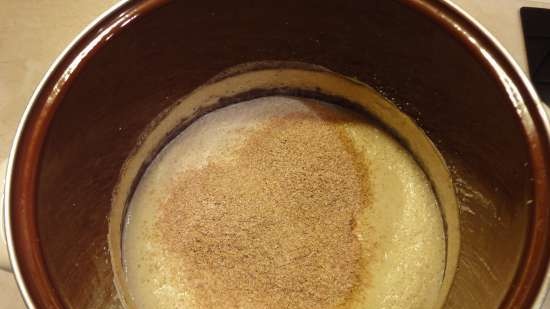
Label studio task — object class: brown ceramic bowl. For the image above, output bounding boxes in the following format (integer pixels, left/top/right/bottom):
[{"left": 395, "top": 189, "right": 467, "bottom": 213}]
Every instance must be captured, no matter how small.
[{"left": 3, "top": 0, "right": 550, "bottom": 308}]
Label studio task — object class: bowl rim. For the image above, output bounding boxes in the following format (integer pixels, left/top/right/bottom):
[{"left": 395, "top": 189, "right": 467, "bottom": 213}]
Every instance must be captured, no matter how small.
[{"left": 3, "top": 0, "right": 550, "bottom": 308}]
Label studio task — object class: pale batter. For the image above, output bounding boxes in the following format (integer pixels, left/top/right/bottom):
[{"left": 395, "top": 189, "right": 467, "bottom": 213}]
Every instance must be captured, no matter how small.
[{"left": 122, "top": 96, "right": 447, "bottom": 309}]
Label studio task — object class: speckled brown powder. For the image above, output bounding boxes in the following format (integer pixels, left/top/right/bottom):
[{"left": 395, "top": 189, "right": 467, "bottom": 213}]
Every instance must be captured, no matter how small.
[{"left": 153, "top": 103, "right": 370, "bottom": 309}]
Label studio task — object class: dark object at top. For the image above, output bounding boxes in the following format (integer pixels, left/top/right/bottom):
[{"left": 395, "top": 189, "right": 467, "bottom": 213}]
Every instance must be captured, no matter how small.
[{"left": 521, "top": 7, "right": 550, "bottom": 104}]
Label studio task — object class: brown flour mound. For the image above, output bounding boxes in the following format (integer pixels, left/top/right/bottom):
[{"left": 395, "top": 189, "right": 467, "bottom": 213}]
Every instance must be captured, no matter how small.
[{"left": 153, "top": 104, "right": 370, "bottom": 309}]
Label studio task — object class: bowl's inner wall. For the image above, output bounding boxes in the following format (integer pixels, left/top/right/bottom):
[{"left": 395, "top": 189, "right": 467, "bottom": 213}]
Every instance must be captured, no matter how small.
[{"left": 35, "top": 1, "right": 531, "bottom": 308}]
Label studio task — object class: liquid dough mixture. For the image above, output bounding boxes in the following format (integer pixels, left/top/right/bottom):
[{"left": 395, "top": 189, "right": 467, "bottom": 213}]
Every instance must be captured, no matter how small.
[{"left": 122, "top": 96, "right": 447, "bottom": 309}]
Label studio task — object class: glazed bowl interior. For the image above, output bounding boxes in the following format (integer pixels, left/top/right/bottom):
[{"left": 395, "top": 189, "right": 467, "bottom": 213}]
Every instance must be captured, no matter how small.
[{"left": 7, "top": 0, "right": 549, "bottom": 309}]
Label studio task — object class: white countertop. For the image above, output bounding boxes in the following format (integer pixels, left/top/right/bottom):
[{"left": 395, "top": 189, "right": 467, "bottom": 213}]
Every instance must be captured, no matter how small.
[{"left": 0, "top": 1, "right": 549, "bottom": 308}]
